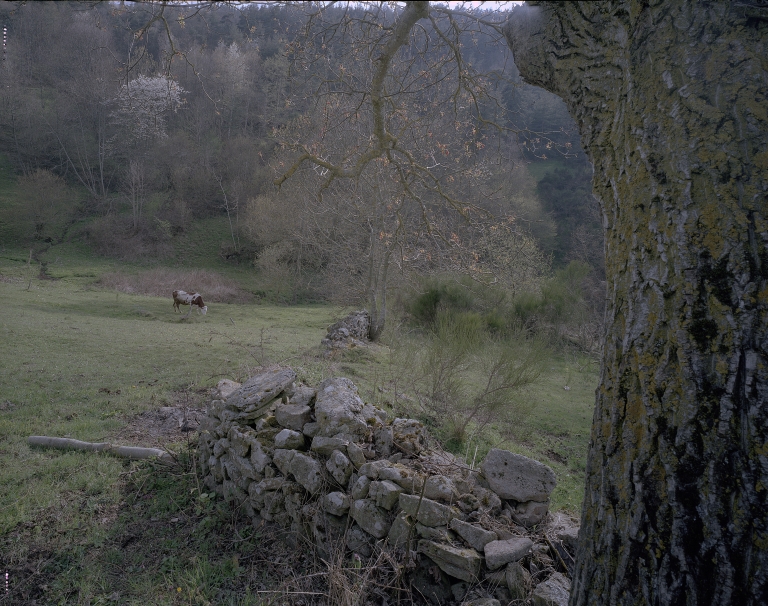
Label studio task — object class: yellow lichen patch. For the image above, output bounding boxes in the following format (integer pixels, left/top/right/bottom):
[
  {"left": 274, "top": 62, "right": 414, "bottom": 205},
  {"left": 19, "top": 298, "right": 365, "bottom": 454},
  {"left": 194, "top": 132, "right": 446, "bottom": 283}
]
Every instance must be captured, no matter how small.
[
  {"left": 743, "top": 96, "right": 768, "bottom": 125},
  {"left": 754, "top": 150, "right": 768, "bottom": 173},
  {"left": 715, "top": 358, "right": 730, "bottom": 377}
]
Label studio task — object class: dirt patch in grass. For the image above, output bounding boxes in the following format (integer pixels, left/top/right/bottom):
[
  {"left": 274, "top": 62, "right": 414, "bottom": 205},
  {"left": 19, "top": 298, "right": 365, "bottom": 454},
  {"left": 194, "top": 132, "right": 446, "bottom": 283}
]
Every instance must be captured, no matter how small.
[
  {"left": 546, "top": 449, "right": 569, "bottom": 465},
  {"left": 1, "top": 543, "right": 57, "bottom": 605},
  {"left": 113, "top": 389, "right": 209, "bottom": 450},
  {"left": 97, "top": 268, "right": 253, "bottom": 303}
]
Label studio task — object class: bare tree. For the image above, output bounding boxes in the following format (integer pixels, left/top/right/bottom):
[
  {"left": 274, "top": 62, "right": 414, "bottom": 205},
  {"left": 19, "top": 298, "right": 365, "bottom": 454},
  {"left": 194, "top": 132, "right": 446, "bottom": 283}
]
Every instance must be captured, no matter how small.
[{"left": 266, "top": 2, "right": 529, "bottom": 337}]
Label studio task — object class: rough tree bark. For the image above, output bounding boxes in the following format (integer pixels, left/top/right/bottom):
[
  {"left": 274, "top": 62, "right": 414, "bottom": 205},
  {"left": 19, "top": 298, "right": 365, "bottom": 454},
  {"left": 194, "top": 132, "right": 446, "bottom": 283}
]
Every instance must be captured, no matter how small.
[{"left": 505, "top": 2, "right": 768, "bottom": 605}]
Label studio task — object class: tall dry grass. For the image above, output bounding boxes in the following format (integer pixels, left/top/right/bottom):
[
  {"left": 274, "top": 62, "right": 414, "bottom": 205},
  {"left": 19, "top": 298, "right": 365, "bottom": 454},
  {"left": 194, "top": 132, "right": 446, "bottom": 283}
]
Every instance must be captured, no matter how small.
[{"left": 97, "top": 268, "right": 252, "bottom": 303}]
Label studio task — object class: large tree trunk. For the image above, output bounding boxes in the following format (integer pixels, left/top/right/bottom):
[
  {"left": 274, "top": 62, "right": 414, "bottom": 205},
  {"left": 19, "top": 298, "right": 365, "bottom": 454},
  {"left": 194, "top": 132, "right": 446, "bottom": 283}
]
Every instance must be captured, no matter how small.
[{"left": 505, "top": 2, "right": 768, "bottom": 605}]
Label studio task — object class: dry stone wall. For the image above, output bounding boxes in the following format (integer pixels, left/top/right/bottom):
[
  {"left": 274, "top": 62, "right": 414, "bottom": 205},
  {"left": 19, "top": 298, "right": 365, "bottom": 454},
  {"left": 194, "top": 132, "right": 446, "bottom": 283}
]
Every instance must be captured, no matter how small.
[
  {"left": 198, "top": 368, "right": 578, "bottom": 605},
  {"left": 320, "top": 310, "right": 371, "bottom": 352}
]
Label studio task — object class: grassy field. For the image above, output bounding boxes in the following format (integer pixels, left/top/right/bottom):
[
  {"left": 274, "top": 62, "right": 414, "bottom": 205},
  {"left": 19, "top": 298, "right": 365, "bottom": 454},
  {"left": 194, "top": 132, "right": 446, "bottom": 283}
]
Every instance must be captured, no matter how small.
[{"left": 0, "top": 243, "right": 597, "bottom": 604}]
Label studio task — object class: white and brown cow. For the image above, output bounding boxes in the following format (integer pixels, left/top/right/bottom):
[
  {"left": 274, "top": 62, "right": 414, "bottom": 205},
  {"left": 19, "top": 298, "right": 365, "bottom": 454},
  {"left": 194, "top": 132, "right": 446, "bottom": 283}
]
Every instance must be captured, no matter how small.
[{"left": 172, "top": 290, "right": 208, "bottom": 316}]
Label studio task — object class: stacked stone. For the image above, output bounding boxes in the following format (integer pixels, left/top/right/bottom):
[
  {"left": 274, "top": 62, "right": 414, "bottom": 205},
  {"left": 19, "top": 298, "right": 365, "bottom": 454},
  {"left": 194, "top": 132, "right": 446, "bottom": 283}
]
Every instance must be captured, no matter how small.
[
  {"left": 198, "top": 368, "right": 577, "bottom": 606},
  {"left": 320, "top": 310, "right": 371, "bottom": 351}
]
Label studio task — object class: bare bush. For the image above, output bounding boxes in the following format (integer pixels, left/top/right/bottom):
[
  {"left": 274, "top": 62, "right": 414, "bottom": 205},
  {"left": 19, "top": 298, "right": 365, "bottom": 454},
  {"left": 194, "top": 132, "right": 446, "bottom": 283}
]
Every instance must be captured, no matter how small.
[
  {"left": 97, "top": 268, "right": 251, "bottom": 303},
  {"left": 397, "top": 310, "right": 546, "bottom": 446}
]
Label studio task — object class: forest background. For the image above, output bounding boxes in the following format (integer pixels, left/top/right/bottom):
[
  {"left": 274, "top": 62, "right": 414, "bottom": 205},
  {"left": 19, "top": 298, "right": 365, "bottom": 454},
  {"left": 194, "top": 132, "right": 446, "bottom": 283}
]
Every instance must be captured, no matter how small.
[{"left": 0, "top": 1, "right": 603, "bottom": 326}]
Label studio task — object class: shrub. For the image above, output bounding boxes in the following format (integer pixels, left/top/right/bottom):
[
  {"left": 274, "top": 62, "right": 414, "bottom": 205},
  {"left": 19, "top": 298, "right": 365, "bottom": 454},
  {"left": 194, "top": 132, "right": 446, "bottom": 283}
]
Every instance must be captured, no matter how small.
[
  {"left": 540, "top": 260, "right": 591, "bottom": 323},
  {"left": 512, "top": 291, "right": 543, "bottom": 330},
  {"left": 509, "top": 260, "right": 602, "bottom": 351},
  {"left": 400, "top": 308, "right": 545, "bottom": 446},
  {"left": 409, "top": 279, "right": 474, "bottom": 327},
  {"left": 484, "top": 308, "right": 507, "bottom": 335}
]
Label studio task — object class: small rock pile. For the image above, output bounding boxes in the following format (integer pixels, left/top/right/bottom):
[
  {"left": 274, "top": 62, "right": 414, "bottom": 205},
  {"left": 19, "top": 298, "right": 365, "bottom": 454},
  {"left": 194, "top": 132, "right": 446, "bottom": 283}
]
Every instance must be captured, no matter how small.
[
  {"left": 320, "top": 310, "right": 371, "bottom": 351},
  {"left": 198, "top": 368, "right": 579, "bottom": 605}
]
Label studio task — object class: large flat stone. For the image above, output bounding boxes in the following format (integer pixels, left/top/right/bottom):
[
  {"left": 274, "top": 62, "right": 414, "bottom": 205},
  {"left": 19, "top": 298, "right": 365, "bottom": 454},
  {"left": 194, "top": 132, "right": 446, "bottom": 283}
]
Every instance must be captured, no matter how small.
[
  {"left": 417, "top": 540, "right": 482, "bottom": 583},
  {"left": 225, "top": 368, "right": 296, "bottom": 418},
  {"left": 480, "top": 449, "right": 556, "bottom": 502},
  {"left": 450, "top": 518, "right": 498, "bottom": 551},
  {"left": 484, "top": 537, "right": 533, "bottom": 570},
  {"left": 399, "top": 493, "right": 460, "bottom": 527}
]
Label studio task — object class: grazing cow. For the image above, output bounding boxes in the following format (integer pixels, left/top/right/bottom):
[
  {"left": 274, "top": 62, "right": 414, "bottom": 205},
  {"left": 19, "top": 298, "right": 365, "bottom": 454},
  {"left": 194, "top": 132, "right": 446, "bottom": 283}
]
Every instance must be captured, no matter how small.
[{"left": 172, "top": 290, "right": 208, "bottom": 316}]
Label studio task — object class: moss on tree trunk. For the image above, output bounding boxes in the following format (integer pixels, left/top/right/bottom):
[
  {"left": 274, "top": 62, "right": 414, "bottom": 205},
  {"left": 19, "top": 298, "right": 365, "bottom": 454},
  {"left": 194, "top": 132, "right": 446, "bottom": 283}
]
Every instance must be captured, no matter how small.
[{"left": 505, "top": 2, "right": 768, "bottom": 604}]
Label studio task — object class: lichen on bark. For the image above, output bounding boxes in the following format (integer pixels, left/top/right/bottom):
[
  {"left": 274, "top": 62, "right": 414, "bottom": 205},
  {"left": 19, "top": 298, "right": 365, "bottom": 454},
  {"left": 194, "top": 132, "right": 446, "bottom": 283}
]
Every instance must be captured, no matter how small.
[{"left": 505, "top": 2, "right": 768, "bottom": 605}]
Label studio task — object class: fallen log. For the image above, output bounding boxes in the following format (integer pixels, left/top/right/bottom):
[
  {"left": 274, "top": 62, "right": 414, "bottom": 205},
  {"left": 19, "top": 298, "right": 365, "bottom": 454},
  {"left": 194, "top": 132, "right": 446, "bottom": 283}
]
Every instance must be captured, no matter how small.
[{"left": 28, "top": 436, "right": 175, "bottom": 464}]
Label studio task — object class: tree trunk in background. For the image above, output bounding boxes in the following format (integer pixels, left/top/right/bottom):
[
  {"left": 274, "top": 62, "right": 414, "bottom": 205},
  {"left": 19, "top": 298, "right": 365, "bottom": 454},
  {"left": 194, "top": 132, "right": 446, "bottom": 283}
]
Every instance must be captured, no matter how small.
[{"left": 505, "top": 2, "right": 767, "bottom": 605}]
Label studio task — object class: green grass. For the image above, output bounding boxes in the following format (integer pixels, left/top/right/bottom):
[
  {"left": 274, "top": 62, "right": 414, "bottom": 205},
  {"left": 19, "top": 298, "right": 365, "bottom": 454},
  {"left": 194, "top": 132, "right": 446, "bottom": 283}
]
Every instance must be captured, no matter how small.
[
  {"left": 500, "top": 353, "right": 596, "bottom": 512},
  {"left": 0, "top": 250, "right": 339, "bottom": 531},
  {"left": 0, "top": 246, "right": 346, "bottom": 603},
  {"left": 0, "top": 242, "right": 598, "bottom": 603}
]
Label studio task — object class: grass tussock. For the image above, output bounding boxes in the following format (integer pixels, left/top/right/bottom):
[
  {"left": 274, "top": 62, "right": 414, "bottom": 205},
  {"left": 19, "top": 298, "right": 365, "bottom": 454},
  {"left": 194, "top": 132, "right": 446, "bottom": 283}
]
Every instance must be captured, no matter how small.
[{"left": 97, "top": 268, "right": 252, "bottom": 303}]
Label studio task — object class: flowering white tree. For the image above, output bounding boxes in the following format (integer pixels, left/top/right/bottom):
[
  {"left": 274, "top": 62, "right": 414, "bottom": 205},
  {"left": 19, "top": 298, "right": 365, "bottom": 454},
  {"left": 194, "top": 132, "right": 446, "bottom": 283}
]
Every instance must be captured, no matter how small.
[{"left": 111, "top": 75, "right": 185, "bottom": 142}]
